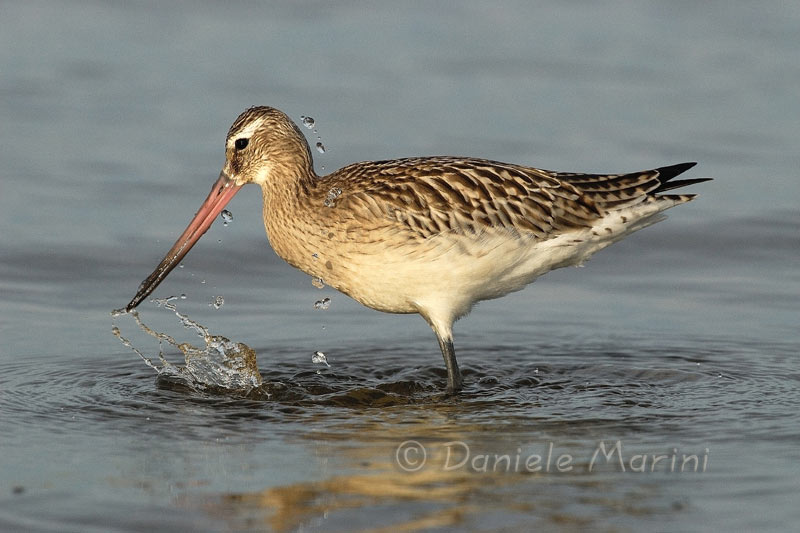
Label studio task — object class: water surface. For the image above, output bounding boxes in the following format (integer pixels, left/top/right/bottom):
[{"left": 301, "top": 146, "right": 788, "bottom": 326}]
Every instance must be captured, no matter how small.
[{"left": 1, "top": 1, "right": 798, "bottom": 531}]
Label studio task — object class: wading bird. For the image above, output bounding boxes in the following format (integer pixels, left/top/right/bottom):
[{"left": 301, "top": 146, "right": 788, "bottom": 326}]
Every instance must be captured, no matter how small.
[{"left": 126, "top": 106, "right": 710, "bottom": 393}]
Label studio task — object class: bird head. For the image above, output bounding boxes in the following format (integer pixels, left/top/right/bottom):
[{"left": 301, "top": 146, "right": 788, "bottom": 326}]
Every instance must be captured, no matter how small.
[{"left": 125, "top": 106, "right": 313, "bottom": 311}]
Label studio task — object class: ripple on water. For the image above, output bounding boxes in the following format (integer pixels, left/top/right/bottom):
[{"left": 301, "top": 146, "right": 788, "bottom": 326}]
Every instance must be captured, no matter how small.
[{"left": 4, "top": 331, "right": 796, "bottom": 447}]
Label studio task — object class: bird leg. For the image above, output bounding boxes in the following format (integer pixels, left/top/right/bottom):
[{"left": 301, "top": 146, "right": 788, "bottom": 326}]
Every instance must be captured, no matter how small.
[{"left": 436, "top": 334, "right": 463, "bottom": 394}]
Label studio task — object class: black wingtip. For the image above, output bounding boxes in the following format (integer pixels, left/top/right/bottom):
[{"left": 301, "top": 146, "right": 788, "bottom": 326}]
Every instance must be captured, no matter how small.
[
  {"left": 654, "top": 162, "right": 712, "bottom": 193},
  {"left": 656, "top": 177, "right": 713, "bottom": 193},
  {"left": 655, "top": 162, "right": 697, "bottom": 180}
]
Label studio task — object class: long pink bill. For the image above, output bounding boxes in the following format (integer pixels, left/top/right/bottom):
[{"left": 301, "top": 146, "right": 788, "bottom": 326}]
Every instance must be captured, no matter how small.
[{"left": 125, "top": 171, "right": 242, "bottom": 311}]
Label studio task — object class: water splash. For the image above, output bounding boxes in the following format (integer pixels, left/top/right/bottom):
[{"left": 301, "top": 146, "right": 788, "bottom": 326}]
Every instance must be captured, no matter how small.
[
  {"left": 312, "top": 351, "right": 330, "bottom": 367},
  {"left": 300, "top": 115, "right": 327, "bottom": 168},
  {"left": 210, "top": 295, "right": 224, "bottom": 309},
  {"left": 221, "top": 210, "right": 233, "bottom": 226},
  {"left": 300, "top": 115, "right": 315, "bottom": 129},
  {"left": 111, "top": 321, "right": 162, "bottom": 372},
  {"left": 110, "top": 298, "right": 262, "bottom": 393},
  {"left": 323, "top": 187, "right": 342, "bottom": 207},
  {"left": 314, "top": 297, "right": 331, "bottom": 310}
]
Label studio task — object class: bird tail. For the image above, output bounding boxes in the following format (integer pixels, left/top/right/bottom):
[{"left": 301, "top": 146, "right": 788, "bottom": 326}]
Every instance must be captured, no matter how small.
[{"left": 555, "top": 162, "right": 712, "bottom": 211}]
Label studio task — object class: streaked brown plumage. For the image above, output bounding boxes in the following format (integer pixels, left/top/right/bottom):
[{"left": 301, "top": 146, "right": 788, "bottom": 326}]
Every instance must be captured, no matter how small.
[{"left": 127, "top": 106, "right": 711, "bottom": 393}]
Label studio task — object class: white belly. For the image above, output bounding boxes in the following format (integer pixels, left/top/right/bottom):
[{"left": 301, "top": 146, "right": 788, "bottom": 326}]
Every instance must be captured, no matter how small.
[{"left": 281, "top": 199, "right": 675, "bottom": 326}]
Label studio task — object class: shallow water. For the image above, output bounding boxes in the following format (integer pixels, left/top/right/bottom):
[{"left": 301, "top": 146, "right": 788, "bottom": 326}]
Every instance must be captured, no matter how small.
[{"left": 2, "top": 1, "right": 799, "bottom": 531}]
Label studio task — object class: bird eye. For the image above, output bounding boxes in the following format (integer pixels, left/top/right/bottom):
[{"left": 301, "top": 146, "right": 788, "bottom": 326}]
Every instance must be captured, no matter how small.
[{"left": 234, "top": 138, "right": 249, "bottom": 150}]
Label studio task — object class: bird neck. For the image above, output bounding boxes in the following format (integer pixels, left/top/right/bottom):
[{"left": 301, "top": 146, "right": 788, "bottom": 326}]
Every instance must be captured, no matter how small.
[{"left": 260, "top": 169, "right": 322, "bottom": 276}]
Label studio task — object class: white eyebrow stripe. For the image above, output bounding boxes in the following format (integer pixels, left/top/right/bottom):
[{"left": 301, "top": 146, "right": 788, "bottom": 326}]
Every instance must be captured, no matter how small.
[{"left": 227, "top": 117, "right": 266, "bottom": 147}]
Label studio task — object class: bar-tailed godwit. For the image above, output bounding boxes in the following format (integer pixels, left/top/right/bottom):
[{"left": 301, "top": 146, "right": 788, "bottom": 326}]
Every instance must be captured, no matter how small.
[{"left": 126, "top": 106, "right": 710, "bottom": 393}]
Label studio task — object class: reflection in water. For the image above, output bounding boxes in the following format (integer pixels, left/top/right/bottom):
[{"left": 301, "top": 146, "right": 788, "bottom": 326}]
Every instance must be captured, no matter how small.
[
  {"left": 104, "top": 296, "right": 783, "bottom": 531},
  {"left": 192, "top": 413, "right": 687, "bottom": 532},
  {"left": 111, "top": 298, "right": 262, "bottom": 393},
  {"left": 216, "top": 469, "right": 484, "bottom": 532},
  {"left": 195, "top": 416, "right": 502, "bottom": 532}
]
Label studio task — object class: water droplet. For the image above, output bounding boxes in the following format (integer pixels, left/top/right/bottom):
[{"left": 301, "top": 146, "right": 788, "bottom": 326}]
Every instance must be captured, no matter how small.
[
  {"left": 312, "top": 351, "right": 330, "bottom": 367},
  {"left": 221, "top": 209, "right": 233, "bottom": 226},
  {"left": 315, "top": 141, "right": 326, "bottom": 154},
  {"left": 210, "top": 296, "right": 224, "bottom": 309},
  {"left": 312, "top": 253, "right": 319, "bottom": 260},
  {"left": 534, "top": 367, "right": 539, "bottom": 374},
  {"left": 179, "top": 263, "right": 184, "bottom": 269},
  {"left": 311, "top": 277, "right": 325, "bottom": 289},
  {"left": 323, "top": 187, "right": 342, "bottom": 207},
  {"left": 314, "top": 297, "right": 331, "bottom": 310},
  {"left": 201, "top": 279, "right": 206, "bottom": 284},
  {"left": 155, "top": 295, "right": 179, "bottom": 307},
  {"left": 180, "top": 294, "right": 187, "bottom": 300},
  {"left": 300, "top": 115, "right": 315, "bottom": 129},
  {"left": 217, "top": 239, "right": 222, "bottom": 244}
]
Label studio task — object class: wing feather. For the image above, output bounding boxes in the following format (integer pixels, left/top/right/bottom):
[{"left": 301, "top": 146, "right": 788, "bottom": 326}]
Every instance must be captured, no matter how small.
[{"left": 325, "top": 157, "right": 704, "bottom": 240}]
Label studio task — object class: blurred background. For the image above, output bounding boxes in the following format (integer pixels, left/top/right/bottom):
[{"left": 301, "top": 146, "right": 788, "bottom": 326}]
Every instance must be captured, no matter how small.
[{"left": 1, "top": 1, "right": 798, "bottom": 531}]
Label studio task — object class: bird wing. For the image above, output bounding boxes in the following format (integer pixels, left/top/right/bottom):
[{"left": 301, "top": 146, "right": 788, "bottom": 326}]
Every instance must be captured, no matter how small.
[{"left": 329, "top": 157, "right": 702, "bottom": 240}]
